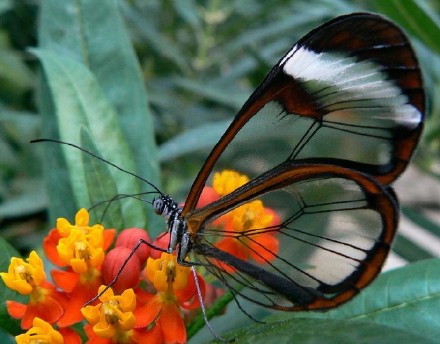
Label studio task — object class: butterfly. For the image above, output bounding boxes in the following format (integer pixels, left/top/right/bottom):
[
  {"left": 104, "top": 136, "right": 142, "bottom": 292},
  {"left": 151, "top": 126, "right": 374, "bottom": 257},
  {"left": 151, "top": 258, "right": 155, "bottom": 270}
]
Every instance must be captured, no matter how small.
[
  {"left": 36, "top": 12, "right": 424, "bottom": 314},
  {"left": 151, "top": 12, "right": 424, "bottom": 312}
]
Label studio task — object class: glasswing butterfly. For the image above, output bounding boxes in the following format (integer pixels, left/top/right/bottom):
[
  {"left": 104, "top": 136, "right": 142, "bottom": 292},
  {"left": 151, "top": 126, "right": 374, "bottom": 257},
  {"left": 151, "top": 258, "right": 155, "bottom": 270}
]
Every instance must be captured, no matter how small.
[
  {"left": 151, "top": 12, "right": 424, "bottom": 312},
  {"left": 35, "top": 11, "right": 424, "bottom": 324}
]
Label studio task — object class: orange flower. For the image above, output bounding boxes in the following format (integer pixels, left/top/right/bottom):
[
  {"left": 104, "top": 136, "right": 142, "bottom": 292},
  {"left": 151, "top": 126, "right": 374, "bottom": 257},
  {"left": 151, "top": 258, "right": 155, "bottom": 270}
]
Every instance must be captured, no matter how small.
[
  {"left": 44, "top": 208, "right": 115, "bottom": 270},
  {"left": 196, "top": 186, "right": 220, "bottom": 208},
  {"left": 135, "top": 253, "right": 205, "bottom": 344},
  {"left": 15, "top": 317, "right": 82, "bottom": 344},
  {"left": 82, "top": 286, "right": 150, "bottom": 344},
  {"left": 216, "top": 201, "right": 279, "bottom": 263},
  {"left": 0, "top": 251, "right": 66, "bottom": 329},
  {"left": 212, "top": 170, "right": 249, "bottom": 196},
  {"left": 210, "top": 170, "right": 280, "bottom": 268},
  {"left": 42, "top": 208, "right": 116, "bottom": 327},
  {"left": 1, "top": 251, "right": 46, "bottom": 294},
  {"left": 15, "top": 317, "right": 64, "bottom": 344},
  {"left": 53, "top": 268, "right": 103, "bottom": 328}
]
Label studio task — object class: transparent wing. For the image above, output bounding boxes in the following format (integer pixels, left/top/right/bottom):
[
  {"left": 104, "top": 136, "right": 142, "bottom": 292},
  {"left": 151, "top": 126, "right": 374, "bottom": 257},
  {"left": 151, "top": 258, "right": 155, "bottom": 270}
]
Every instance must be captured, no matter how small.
[
  {"left": 183, "top": 13, "right": 424, "bottom": 214},
  {"left": 187, "top": 162, "right": 397, "bottom": 310}
]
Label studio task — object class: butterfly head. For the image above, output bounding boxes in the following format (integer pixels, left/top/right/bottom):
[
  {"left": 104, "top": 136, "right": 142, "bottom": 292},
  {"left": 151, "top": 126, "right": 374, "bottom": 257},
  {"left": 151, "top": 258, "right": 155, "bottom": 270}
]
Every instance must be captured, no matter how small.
[
  {"left": 153, "top": 195, "right": 178, "bottom": 218},
  {"left": 152, "top": 195, "right": 190, "bottom": 260}
]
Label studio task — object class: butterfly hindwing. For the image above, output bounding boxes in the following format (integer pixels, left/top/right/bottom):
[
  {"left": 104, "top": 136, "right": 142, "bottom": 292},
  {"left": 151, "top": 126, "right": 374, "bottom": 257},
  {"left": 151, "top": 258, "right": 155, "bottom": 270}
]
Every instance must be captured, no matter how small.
[{"left": 187, "top": 161, "right": 397, "bottom": 310}]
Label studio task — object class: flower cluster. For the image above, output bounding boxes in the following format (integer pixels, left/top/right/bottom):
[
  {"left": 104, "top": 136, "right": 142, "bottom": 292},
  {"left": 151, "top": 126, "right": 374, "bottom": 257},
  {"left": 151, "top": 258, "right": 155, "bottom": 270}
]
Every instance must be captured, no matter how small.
[
  {"left": 1, "top": 208, "right": 202, "bottom": 344},
  {"left": 200, "top": 170, "right": 280, "bottom": 268},
  {"left": 1, "top": 169, "right": 280, "bottom": 343}
]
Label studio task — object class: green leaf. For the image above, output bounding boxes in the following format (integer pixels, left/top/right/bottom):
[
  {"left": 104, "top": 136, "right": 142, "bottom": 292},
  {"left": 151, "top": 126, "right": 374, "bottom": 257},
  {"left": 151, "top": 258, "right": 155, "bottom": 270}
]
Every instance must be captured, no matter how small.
[
  {"left": 393, "top": 234, "right": 435, "bottom": 262},
  {"left": 0, "top": 237, "right": 25, "bottom": 336},
  {"left": 122, "top": 6, "right": 190, "bottom": 72},
  {"left": 220, "top": 318, "right": 434, "bottom": 344},
  {"left": 159, "top": 120, "right": 231, "bottom": 161},
  {"left": 0, "top": 49, "right": 33, "bottom": 101},
  {"left": 38, "top": 0, "right": 160, "bottom": 229},
  {"left": 330, "top": 259, "right": 440, "bottom": 340},
  {"left": 187, "top": 290, "right": 235, "bottom": 339},
  {"left": 374, "top": 0, "right": 440, "bottom": 53},
  {"left": 32, "top": 48, "right": 146, "bottom": 230},
  {"left": 80, "top": 129, "right": 124, "bottom": 229},
  {"left": 37, "top": 69, "right": 77, "bottom": 221},
  {"left": 0, "top": 328, "right": 15, "bottom": 344},
  {"left": 173, "top": 78, "right": 247, "bottom": 109},
  {"left": 216, "top": 260, "right": 440, "bottom": 343},
  {"left": 0, "top": 1, "right": 13, "bottom": 15},
  {"left": 0, "top": 180, "right": 47, "bottom": 218},
  {"left": 402, "top": 206, "right": 440, "bottom": 237},
  {"left": 276, "top": 259, "right": 440, "bottom": 342},
  {"left": 172, "top": 0, "right": 202, "bottom": 32}
]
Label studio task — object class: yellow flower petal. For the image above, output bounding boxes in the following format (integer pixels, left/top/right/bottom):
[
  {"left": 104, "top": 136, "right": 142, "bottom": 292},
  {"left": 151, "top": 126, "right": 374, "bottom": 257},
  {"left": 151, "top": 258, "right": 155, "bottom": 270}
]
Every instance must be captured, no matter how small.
[
  {"left": 153, "top": 269, "right": 168, "bottom": 292},
  {"left": 213, "top": 170, "right": 249, "bottom": 196},
  {"left": 118, "top": 311, "right": 136, "bottom": 331},
  {"left": 0, "top": 251, "right": 46, "bottom": 295},
  {"left": 230, "top": 200, "right": 273, "bottom": 231},
  {"left": 98, "top": 285, "right": 115, "bottom": 303},
  {"left": 81, "top": 304, "right": 100, "bottom": 324},
  {"left": 84, "top": 286, "right": 136, "bottom": 340},
  {"left": 56, "top": 224, "right": 105, "bottom": 272},
  {"left": 119, "top": 289, "right": 136, "bottom": 312},
  {"left": 89, "top": 248, "right": 105, "bottom": 268},
  {"left": 75, "top": 208, "right": 90, "bottom": 227},
  {"left": 146, "top": 253, "right": 190, "bottom": 293},
  {"left": 173, "top": 267, "right": 188, "bottom": 291},
  {"left": 94, "top": 320, "right": 116, "bottom": 338},
  {"left": 56, "top": 217, "right": 72, "bottom": 237},
  {"left": 70, "top": 259, "right": 88, "bottom": 274},
  {"left": 15, "top": 317, "right": 63, "bottom": 344}
]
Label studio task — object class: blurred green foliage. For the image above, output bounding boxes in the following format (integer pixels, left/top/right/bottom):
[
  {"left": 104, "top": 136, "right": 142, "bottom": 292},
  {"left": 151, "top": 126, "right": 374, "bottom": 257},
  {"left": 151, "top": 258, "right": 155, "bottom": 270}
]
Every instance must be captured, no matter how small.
[
  {"left": 1, "top": 0, "right": 439, "bottom": 248},
  {"left": 0, "top": 0, "right": 439, "bottom": 342}
]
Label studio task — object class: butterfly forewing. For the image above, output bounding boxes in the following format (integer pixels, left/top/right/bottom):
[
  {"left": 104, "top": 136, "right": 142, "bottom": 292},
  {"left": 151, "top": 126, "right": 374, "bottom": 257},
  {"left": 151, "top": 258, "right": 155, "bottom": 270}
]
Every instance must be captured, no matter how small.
[
  {"left": 187, "top": 162, "right": 397, "bottom": 310},
  {"left": 170, "top": 13, "right": 425, "bottom": 313},
  {"left": 182, "top": 13, "right": 424, "bottom": 214}
]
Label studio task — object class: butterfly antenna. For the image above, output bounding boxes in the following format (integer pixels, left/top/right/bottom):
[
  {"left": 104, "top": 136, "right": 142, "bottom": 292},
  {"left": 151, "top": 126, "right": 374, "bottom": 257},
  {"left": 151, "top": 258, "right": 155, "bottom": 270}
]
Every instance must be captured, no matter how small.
[
  {"left": 89, "top": 191, "right": 156, "bottom": 222},
  {"left": 190, "top": 266, "right": 233, "bottom": 343},
  {"left": 31, "top": 138, "right": 163, "bottom": 196}
]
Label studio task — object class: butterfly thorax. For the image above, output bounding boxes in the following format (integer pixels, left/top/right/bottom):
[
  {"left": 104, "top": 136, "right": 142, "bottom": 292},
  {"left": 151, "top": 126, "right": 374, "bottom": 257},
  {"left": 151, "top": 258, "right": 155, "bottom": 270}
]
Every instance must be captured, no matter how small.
[{"left": 153, "top": 195, "right": 192, "bottom": 262}]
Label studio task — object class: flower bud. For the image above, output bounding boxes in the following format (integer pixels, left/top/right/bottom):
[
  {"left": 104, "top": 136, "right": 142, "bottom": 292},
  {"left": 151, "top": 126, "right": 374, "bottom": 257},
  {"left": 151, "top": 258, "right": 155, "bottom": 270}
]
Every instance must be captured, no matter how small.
[
  {"left": 115, "top": 228, "right": 151, "bottom": 265},
  {"left": 102, "top": 247, "right": 141, "bottom": 294}
]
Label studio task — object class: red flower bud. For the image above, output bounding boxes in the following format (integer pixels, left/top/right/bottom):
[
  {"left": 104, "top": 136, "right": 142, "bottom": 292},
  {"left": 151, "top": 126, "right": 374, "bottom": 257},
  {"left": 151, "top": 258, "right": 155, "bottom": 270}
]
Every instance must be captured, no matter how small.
[
  {"left": 102, "top": 247, "right": 141, "bottom": 293},
  {"left": 115, "top": 228, "right": 151, "bottom": 265}
]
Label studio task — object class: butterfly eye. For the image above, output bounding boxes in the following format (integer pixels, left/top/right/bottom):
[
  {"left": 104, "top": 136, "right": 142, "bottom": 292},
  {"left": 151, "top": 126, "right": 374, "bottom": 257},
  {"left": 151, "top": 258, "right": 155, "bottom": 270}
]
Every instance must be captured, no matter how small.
[{"left": 152, "top": 197, "right": 164, "bottom": 215}]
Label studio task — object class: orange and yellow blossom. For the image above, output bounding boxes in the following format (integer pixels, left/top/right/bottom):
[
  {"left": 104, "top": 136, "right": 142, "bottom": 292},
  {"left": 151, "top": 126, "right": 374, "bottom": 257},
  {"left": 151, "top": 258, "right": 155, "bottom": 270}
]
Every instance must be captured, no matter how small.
[
  {"left": 212, "top": 170, "right": 249, "bottom": 196},
  {"left": 81, "top": 286, "right": 150, "bottom": 343},
  {"left": 134, "top": 252, "right": 205, "bottom": 344},
  {"left": 14, "top": 317, "right": 81, "bottom": 344},
  {"left": 15, "top": 317, "right": 64, "bottom": 344},
  {"left": 0, "top": 251, "right": 66, "bottom": 329},
  {"left": 206, "top": 170, "right": 280, "bottom": 267},
  {"left": 44, "top": 208, "right": 115, "bottom": 270},
  {"left": 43, "top": 208, "right": 115, "bottom": 327}
]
